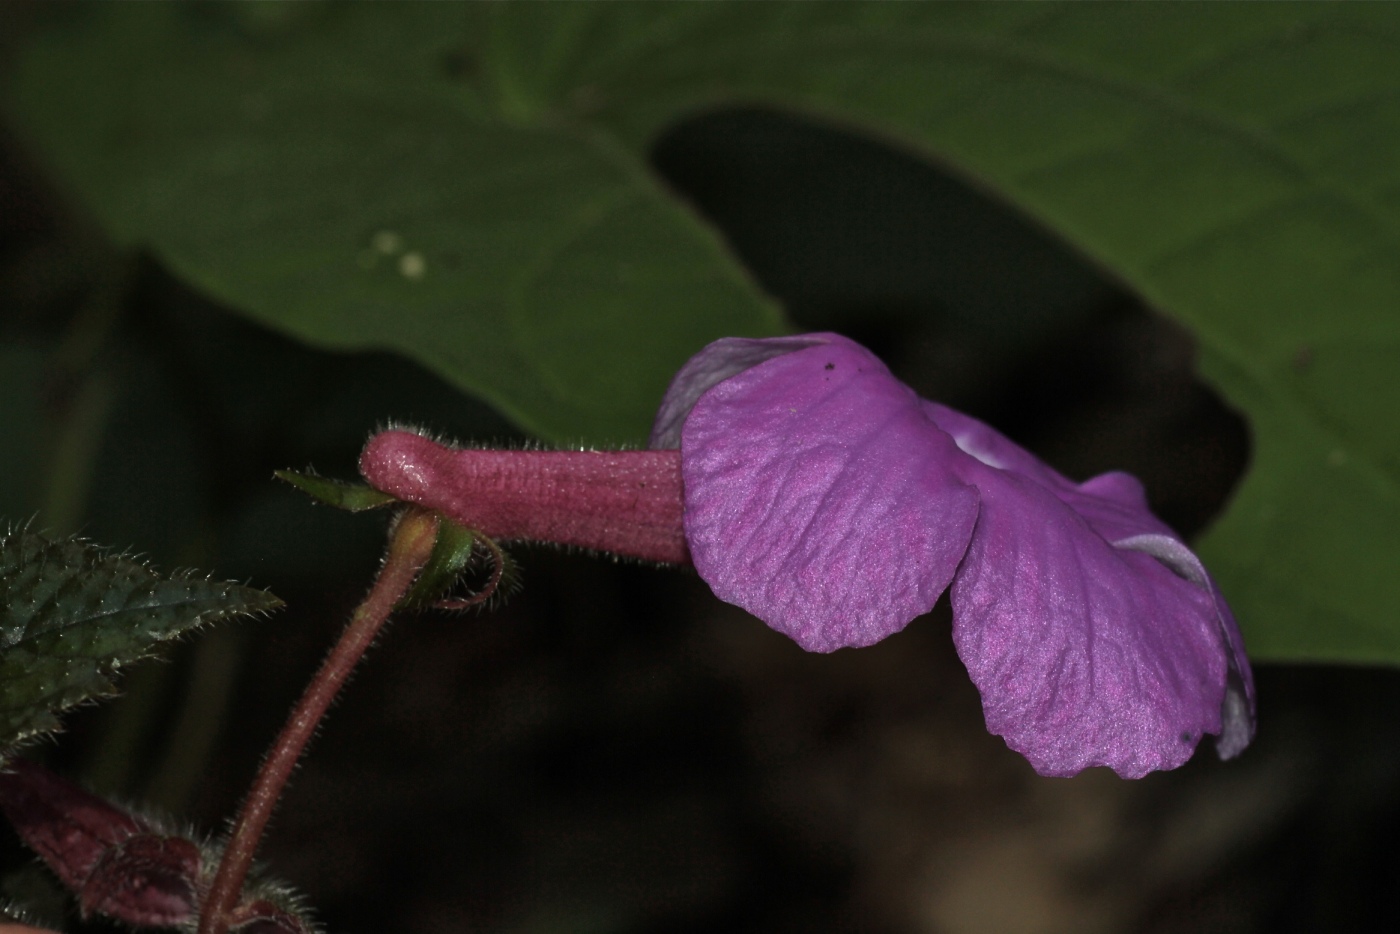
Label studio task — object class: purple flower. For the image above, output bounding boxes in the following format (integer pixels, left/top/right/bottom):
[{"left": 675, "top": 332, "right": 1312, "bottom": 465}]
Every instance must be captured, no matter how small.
[{"left": 651, "top": 333, "right": 1255, "bottom": 778}]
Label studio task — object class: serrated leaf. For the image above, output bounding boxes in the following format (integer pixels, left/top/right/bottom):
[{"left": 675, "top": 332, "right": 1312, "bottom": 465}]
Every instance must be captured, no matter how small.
[
  {"left": 274, "top": 470, "right": 397, "bottom": 513},
  {"left": 7, "top": 4, "right": 1400, "bottom": 663},
  {"left": 0, "top": 528, "right": 282, "bottom": 750}
]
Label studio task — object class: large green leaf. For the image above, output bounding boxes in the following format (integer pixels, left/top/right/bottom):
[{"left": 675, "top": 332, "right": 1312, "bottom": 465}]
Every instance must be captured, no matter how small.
[
  {"left": 3, "top": 4, "right": 783, "bottom": 445},
  {"left": 0, "top": 528, "right": 282, "bottom": 750},
  {"left": 7, "top": 4, "right": 1400, "bottom": 663}
]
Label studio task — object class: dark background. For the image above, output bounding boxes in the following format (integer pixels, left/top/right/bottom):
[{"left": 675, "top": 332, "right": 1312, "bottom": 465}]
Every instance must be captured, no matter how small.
[{"left": 2, "top": 23, "right": 1399, "bottom": 934}]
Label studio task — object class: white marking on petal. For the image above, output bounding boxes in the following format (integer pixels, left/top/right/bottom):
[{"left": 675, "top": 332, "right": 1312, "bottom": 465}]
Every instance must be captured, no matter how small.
[
  {"left": 1113, "top": 533, "right": 1208, "bottom": 588},
  {"left": 949, "top": 432, "right": 1005, "bottom": 470},
  {"left": 1215, "top": 676, "right": 1253, "bottom": 759},
  {"left": 1115, "top": 532, "right": 1255, "bottom": 759}
]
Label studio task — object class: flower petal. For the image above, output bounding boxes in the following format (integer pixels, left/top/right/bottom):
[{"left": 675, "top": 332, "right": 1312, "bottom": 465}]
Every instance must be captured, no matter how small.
[
  {"left": 680, "top": 335, "right": 980, "bottom": 652},
  {"left": 923, "top": 401, "right": 1074, "bottom": 489},
  {"left": 948, "top": 464, "right": 1229, "bottom": 778},
  {"left": 924, "top": 401, "right": 1177, "bottom": 541},
  {"left": 926, "top": 400, "right": 1255, "bottom": 767},
  {"left": 1064, "top": 472, "right": 1179, "bottom": 542},
  {"left": 651, "top": 335, "right": 826, "bottom": 450},
  {"left": 1113, "top": 533, "right": 1257, "bottom": 759}
]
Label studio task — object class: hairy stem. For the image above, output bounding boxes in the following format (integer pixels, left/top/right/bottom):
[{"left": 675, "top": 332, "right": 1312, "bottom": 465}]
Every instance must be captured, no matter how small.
[{"left": 196, "top": 510, "right": 439, "bottom": 934}]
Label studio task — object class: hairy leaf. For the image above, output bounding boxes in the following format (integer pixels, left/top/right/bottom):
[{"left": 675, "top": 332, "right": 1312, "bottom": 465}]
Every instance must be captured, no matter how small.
[{"left": 0, "top": 528, "right": 282, "bottom": 750}]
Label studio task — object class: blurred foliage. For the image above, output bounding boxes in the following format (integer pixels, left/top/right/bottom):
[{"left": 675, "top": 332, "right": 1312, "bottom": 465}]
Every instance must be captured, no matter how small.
[{"left": 4, "top": 3, "right": 1397, "bottom": 663}]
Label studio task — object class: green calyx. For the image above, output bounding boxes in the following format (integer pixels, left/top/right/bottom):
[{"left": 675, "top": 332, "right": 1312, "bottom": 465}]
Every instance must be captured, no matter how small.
[{"left": 275, "top": 470, "right": 398, "bottom": 512}]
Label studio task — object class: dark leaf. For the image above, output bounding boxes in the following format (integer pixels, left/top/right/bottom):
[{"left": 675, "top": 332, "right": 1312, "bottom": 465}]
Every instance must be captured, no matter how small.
[
  {"left": 0, "top": 760, "right": 319, "bottom": 931},
  {"left": 0, "top": 759, "right": 201, "bottom": 927},
  {"left": 228, "top": 898, "right": 318, "bottom": 934},
  {"left": 81, "top": 831, "right": 202, "bottom": 926},
  {"left": 0, "top": 528, "right": 282, "bottom": 750}
]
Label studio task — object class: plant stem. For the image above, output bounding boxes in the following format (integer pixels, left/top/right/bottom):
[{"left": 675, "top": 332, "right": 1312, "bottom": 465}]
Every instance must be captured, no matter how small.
[{"left": 196, "top": 510, "right": 440, "bottom": 934}]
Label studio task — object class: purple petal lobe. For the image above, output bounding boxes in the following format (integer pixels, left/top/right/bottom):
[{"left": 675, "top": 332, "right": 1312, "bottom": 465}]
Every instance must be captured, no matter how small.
[
  {"left": 651, "top": 335, "right": 825, "bottom": 450},
  {"left": 926, "top": 398, "right": 1254, "bottom": 769},
  {"left": 1112, "top": 533, "right": 1209, "bottom": 589},
  {"left": 924, "top": 402, "right": 1177, "bottom": 541},
  {"left": 948, "top": 465, "right": 1229, "bottom": 778},
  {"left": 680, "top": 335, "right": 979, "bottom": 652},
  {"left": 923, "top": 402, "right": 1073, "bottom": 488},
  {"left": 1114, "top": 533, "right": 1257, "bottom": 759},
  {"left": 1061, "top": 473, "right": 1179, "bottom": 543}
]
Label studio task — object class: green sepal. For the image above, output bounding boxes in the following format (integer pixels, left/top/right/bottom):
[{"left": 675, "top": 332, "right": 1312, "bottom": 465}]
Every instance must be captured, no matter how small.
[
  {"left": 398, "top": 517, "right": 478, "bottom": 609},
  {"left": 275, "top": 469, "right": 398, "bottom": 513},
  {"left": 0, "top": 528, "right": 283, "bottom": 753}
]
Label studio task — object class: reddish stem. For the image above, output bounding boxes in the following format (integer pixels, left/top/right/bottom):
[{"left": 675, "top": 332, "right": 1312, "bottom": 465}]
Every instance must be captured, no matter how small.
[
  {"left": 359, "top": 430, "right": 689, "bottom": 565},
  {"left": 196, "top": 510, "right": 440, "bottom": 934}
]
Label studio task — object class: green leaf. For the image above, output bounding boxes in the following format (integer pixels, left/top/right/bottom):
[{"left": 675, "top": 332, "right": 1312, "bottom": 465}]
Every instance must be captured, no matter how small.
[
  {"left": 8, "top": 4, "right": 1400, "bottom": 663},
  {"left": 0, "top": 527, "right": 283, "bottom": 751},
  {"left": 3, "top": 3, "right": 783, "bottom": 445},
  {"left": 275, "top": 469, "right": 398, "bottom": 513}
]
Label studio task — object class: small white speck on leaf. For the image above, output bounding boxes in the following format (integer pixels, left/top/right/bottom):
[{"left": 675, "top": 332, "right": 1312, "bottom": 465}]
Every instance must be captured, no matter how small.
[
  {"left": 372, "top": 230, "right": 404, "bottom": 254},
  {"left": 399, "top": 252, "right": 426, "bottom": 280}
]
